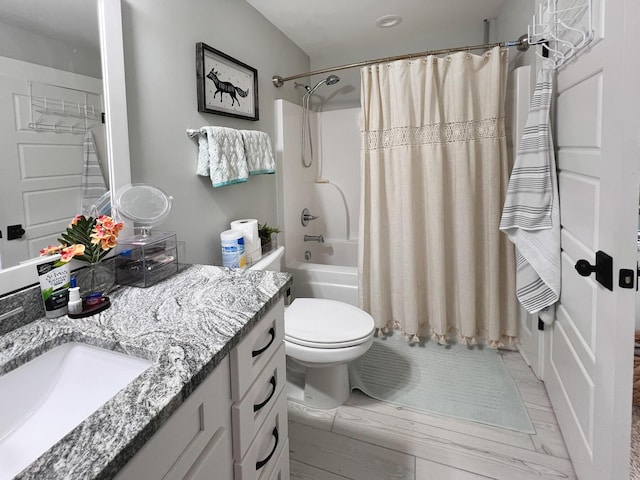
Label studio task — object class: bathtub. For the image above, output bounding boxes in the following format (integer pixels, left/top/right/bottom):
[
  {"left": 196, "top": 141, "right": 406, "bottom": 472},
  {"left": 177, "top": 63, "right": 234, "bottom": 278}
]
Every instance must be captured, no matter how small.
[
  {"left": 286, "top": 260, "right": 358, "bottom": 307},
  {"left": 295, "top": 239, "right": 357, "bottom": 268}
]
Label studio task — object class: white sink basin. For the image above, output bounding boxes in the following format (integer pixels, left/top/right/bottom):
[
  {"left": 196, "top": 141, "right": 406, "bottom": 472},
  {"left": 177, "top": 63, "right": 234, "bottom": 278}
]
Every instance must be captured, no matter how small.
[{"left": 0, "top": 342, "right": 153, "bottom": 479}]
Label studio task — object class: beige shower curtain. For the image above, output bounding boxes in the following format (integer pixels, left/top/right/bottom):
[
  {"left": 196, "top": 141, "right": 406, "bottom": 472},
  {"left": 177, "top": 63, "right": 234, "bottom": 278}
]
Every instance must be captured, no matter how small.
[{"left": 358, "top": 47, "right": 517, "bottom": 346}]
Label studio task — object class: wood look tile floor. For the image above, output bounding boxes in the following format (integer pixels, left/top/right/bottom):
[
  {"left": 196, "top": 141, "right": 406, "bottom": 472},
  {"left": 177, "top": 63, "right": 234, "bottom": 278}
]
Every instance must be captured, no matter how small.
[{"left": 287, "top": 350, "right": 577, "bottom": 480}]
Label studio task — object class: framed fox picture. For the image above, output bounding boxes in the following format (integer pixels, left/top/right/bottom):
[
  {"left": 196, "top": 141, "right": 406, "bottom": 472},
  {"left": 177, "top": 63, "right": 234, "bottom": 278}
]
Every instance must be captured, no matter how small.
[{"left": 196, "top": 42, "right": 259, "bottom": 121}]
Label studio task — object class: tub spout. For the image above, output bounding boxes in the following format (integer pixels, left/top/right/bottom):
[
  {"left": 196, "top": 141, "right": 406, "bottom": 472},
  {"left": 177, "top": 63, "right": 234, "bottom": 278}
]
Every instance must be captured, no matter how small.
[{"left": 304, "top": 234, "right": 324, "bottom": 243}]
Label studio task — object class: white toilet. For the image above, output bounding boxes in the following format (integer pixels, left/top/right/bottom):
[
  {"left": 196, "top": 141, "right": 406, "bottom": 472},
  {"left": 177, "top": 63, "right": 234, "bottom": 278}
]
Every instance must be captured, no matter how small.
[{"left": 250, "top": 246, "right": 374, "bottom": 409}]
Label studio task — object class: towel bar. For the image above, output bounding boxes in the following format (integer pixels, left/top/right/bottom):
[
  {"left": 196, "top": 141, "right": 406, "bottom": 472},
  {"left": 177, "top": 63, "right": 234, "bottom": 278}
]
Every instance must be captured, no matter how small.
[{"left": 186, "top": 128, "right": 200, "bottom": 138}]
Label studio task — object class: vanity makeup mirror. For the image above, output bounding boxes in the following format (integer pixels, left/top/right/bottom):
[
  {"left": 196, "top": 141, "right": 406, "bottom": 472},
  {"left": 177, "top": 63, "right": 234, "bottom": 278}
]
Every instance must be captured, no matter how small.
[{"left": 0, "top": 0, "right": 131, "bottom": 295}]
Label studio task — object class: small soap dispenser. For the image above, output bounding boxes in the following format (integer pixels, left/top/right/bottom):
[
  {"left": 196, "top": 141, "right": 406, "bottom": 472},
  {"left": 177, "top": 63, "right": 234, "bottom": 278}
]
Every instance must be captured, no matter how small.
[{"left": 68, "top": 277, "right": 82, "bottom": 315}]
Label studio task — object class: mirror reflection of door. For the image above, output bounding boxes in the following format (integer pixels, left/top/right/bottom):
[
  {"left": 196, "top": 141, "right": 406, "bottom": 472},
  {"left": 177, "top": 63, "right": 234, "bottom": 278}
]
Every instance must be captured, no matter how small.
[{"left": 0, "top": 0, "right": 106, "bottom": 269}]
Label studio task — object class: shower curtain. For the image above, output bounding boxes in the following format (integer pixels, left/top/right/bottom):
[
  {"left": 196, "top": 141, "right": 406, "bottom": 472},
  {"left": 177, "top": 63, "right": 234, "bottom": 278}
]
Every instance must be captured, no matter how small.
[{"left": 358, "top": 46, "right": 517, "bottom": 346}]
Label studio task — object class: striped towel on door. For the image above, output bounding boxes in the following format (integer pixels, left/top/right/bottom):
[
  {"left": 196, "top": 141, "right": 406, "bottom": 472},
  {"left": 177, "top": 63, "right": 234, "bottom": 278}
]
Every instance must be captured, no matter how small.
[
  {"left": 499, "top": 68, "right": 560, "bottom": 324},
  {"left": 81, "top": 130, "right": 108, "bottom": 214}
]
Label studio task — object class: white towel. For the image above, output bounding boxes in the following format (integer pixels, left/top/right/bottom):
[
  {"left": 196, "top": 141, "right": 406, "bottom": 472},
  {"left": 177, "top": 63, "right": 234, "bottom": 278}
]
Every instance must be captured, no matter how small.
[
  {"left": 81, "top": 130, "right": 108, "bottom": 214},
  {"left": 499, "top": 69, "right": 560, "bottom": 325},
  {"left": 197, "top": 126, "right": 248, "bottom": 187},
  {"left": 240, "top": 130, "right": 276, "bottom": 175}
]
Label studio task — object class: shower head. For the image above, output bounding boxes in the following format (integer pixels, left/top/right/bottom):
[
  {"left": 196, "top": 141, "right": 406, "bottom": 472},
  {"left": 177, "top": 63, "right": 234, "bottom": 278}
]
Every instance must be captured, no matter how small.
[
  {"left": 326, "top": 75, "right": 340, "bottom": 86},
  {"left": 307, "top": 74, "right": 341, "bottom": 95}
]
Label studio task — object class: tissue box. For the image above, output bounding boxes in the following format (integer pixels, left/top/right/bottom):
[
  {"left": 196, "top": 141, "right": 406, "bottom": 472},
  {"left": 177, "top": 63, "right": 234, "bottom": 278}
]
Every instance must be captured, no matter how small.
[{"left": 115, "top": 231, "right": 178, "bottom": 288}]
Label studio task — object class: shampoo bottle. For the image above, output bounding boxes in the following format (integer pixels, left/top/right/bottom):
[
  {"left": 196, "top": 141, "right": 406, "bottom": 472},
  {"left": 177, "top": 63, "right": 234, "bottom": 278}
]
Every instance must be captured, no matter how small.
[{"left": 68, "top": 277, "right": 82, "bottom": 314}]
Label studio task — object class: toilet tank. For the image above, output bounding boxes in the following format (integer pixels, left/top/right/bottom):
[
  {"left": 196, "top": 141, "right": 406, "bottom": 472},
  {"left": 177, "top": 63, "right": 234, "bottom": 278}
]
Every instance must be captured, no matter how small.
[{"left": 249, "top": 246, "right": 284, "bottom": 272}]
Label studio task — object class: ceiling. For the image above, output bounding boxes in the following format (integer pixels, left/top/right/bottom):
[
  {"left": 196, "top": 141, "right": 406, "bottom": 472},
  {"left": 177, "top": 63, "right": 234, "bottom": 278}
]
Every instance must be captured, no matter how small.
[{"left": 245, "top": 0, "right": 508, "bottom": 60}]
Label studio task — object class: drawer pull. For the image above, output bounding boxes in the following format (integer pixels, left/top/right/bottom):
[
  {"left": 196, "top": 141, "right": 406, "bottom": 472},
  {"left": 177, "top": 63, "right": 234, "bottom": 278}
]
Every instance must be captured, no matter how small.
[
  {"left": 256, "top": 426, "right": 279, "bottom": 470},
  {"left": 251, "top": 327, "right": 275, "bottom": 358},
  {"left": 253, "top": 375, "right": 277, "bottom": 413}
]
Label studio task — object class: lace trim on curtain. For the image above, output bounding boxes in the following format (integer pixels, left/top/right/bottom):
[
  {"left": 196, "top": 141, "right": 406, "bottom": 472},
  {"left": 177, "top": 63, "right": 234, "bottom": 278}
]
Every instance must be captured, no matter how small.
[
  {"left": 375, "top": 322, "right": 518, "bottom": 349},
  {"left": 363, "top": 117, "right": 506, "bottom": 151}
]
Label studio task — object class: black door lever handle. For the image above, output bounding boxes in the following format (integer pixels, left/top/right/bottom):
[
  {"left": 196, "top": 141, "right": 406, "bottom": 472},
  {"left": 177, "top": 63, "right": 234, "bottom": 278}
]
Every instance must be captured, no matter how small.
[
  {"left": 574, "top": 250, "right": 613, "bottom": 291},
  {"left": 575, "top": 259, "right": 596, "bottom": 276}
]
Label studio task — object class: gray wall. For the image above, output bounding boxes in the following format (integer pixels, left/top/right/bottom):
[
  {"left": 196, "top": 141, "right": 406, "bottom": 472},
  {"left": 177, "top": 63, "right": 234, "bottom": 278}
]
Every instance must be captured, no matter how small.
[
  {"left": 493, "top": 0, "right": 536, "bottom": 72},
  {"left": 119, "top": 0, "right": 536, "bottom": 267},
  {"left": 121, "top": 0, "right": 309, "bottom": 266},
  {"left": 0, "top": 20, "right": 101, "bottom": 78},
  {"left": 310, "top": 23, "right": 487, "bottom": 111}
]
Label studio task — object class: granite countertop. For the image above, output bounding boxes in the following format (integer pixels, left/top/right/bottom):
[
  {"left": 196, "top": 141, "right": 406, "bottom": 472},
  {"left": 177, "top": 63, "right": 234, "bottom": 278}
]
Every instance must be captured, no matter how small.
[{"left": 0, "top": 264, "right": 292, "bottom": 480}]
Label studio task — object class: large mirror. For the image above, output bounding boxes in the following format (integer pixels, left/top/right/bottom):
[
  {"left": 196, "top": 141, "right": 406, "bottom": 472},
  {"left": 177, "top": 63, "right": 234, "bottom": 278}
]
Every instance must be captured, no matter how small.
[{"left": 0, "top": 0, "right": 131, "bottom": 294}]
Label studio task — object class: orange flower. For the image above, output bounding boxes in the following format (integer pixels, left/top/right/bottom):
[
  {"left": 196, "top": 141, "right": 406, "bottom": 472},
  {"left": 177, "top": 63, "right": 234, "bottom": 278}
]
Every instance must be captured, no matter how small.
[
  {"left": 100, "top": 218, "right": 116, "bottom": 230},
  {"left": 60, "top": 244, "right": 85, "bottom": 262},
  {"left": 100, "top": 235, "right": 118, "bottom": 250},
  {"left": 57, "top": 214, "right": 123, "bottom": 264},
  {"left": 90, "top": 225, "right": 107, "bottom": 240},
  {"left": 39, "top": 244, "right": 64, "bottom": 256}
]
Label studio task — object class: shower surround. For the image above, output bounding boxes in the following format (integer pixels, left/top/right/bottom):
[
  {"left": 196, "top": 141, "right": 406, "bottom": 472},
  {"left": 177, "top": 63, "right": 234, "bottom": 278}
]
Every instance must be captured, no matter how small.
[{"left": 274, "top": 99, "right": 360, "bottom": 302}]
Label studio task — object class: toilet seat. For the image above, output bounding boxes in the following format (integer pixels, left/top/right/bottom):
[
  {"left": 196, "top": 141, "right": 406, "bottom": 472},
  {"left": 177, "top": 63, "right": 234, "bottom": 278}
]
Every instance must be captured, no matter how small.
[{"left": 284, "top": 298, "right": 375, "bottom": 349}]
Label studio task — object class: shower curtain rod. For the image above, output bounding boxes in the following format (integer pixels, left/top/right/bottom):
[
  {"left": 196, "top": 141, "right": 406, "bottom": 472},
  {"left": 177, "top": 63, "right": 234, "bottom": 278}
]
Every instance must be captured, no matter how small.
[{"left": 272, "top": 34, "right": 529, "bottom": 87}]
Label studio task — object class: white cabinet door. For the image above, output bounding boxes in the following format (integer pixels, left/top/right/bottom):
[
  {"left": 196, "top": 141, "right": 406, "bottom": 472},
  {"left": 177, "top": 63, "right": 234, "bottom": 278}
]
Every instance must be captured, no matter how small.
[
  {"left": 115, "top": 358, "right": 233, "bottom": 480},
  {"left": 180, "top": 429, "right": 233, "bottom": 480},
  {"left": 543, "top": 0, "right": 639, "bottom": 478}
]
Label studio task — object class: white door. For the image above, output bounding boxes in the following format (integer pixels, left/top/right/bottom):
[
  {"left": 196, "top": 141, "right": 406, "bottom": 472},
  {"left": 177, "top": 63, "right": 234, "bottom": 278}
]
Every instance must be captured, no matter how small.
[
  {"left": 0, "top": 57, "right": 103, "bottom": 268},
  {"left": 518, "top": 306, "right": 544, "bottom": 378},
  {"left": 543, "top": 0, "right": 639, "bottom": 478}
]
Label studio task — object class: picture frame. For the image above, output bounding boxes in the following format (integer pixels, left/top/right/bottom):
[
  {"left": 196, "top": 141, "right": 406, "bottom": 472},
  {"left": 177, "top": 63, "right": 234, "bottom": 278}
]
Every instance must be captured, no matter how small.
[{"left": 196, "top": 42, "right": 259, "bottom": 121}]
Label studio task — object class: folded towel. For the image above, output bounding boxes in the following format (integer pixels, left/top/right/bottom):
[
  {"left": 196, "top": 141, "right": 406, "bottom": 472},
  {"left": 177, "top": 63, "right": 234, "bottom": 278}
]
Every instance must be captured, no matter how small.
[
  {"left": 81, "top": 130, "right": 108, "bottom": 214},
  {"left": 197, "top": 126, "right": 248, "bottom": 187},
  {"left": 240, "top": 130, "right": 276, "bottom": 175},
  {"left": 499, "top": 69, "right": 560, "bottom": 325}
]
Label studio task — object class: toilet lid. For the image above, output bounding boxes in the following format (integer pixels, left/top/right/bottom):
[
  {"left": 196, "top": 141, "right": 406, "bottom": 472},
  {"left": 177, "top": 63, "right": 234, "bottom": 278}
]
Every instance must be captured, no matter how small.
[{"left": 285, "top": 298, "right": 375, "bottom": 349}]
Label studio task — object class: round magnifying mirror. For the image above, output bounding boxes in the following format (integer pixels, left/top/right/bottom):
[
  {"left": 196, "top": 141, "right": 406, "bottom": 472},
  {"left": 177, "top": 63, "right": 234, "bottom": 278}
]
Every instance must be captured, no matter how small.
[{"left": 115, "top": 183, "right": 173, "bottom": 237}]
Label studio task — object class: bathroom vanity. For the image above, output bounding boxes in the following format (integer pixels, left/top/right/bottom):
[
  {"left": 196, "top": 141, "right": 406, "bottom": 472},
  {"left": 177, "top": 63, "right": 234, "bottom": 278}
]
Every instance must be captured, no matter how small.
[{"left": 0, "top": 264, "right": 291, "bottom": 480}]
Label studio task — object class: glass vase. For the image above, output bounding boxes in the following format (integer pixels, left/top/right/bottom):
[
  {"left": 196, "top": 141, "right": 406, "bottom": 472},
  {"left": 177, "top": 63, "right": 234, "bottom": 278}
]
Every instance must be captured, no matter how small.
[{"left": 75, "top": 262, "right": 115, "bottom": 298}]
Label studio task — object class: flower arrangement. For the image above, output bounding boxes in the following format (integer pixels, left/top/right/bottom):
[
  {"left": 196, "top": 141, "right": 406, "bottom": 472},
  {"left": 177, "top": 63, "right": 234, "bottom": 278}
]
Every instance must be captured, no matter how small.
[{"left": 40, "top": 215, "right": 124, "bottom": 264}]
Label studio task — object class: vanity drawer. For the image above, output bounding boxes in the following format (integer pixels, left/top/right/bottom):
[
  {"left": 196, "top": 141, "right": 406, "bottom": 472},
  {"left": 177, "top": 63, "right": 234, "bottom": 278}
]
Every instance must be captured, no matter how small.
[
  {"left": 116, "top": 357, "right": 232, "bottom": 480},
  {"left": 264, "top": 439, "right": 290, "bottom": 480},
  {"left": 232, "top": 343, "right": 286, "bottom": 461},
  {"left": 230, "top": 298, "right": 284, "bottom": 401},
  {"left": 234, "top": 388, "right": 288, "bottom": 480}
]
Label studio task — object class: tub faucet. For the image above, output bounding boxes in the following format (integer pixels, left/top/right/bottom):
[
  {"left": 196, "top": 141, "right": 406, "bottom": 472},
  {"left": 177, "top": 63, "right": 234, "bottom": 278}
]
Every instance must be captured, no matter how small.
[{"left": 304, "top": 234, "right": 324, "bottom": 243}]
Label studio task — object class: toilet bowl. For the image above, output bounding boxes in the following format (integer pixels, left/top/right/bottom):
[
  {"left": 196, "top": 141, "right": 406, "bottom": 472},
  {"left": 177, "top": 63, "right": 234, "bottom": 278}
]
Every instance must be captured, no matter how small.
[{"left": 250, "top": 246, "right": 375, "bottom": 409}]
